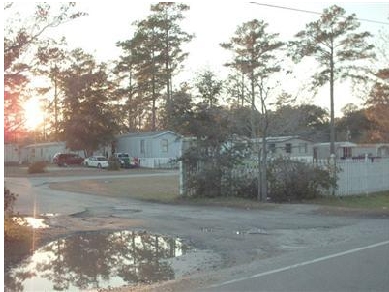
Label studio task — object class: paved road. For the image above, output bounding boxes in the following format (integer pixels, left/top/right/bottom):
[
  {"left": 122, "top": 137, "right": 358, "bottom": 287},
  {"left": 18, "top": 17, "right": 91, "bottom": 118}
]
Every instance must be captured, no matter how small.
[
  {"left": 5, "top": 171, "right": 389, "bottom": 291},
  {"left": 206, "top": 240, "right": 389, "bottom": 291}
]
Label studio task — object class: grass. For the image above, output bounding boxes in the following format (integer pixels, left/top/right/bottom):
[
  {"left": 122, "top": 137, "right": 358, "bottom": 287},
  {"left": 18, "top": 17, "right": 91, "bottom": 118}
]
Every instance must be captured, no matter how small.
[
  {"left": 8, "top": 163, "right": 388, "bottom": 211},
  {"left": 312, "top": 191, "right": 389, "bottom": 209},
  {"left": 4, "top": 219, "right": 34, "bottom": 271},
  {"left": 50, "top": 176, "right": 276, "bottom": 209},
  {"left": 50, "top": 176, "right": 180, "bottom": 203}
]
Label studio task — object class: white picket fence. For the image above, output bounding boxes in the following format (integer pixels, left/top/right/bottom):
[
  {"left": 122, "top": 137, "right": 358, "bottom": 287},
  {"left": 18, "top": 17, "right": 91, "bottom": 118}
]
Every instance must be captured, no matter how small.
[
  {"left": 336, "top": 158, "right": 389, "bottom": 196},
  {"left": 139, "top": 157, "right": 178, "bottom": 169},
  {"left": 179, "top": 158, "right": 389, "bottom": 196}
]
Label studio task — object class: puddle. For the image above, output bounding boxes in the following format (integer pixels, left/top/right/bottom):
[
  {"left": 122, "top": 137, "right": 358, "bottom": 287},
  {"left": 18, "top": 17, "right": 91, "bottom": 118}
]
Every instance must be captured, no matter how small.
[
  {"left": 5, "top": 231, "right": 191, "bottom": 292},
  {"left": 235, "top": 228, "right": 268, "bottom": 235},
  {"left": 200, "top": 227, "right": 215, "bottom": 233},
  {"left": 13, "top": 217, "right": 49, "bottom": 229}
]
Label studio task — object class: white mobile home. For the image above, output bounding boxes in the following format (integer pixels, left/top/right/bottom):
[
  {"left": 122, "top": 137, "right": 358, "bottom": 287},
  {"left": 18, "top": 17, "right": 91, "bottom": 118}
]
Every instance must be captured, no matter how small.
[
  {"left": 21, "top": 142, "right": 66, "bottom": 163},
  {"left": 115, "top": 131, "right": 182, "bottom": 168},
  {"left": 4, "top": 143, "right": 20, "bottom": 164},
  {"left": 253, "top": 136, "right": 314, "bottom": 161},
  {"left": 21, "top": 142, "right": 85, "bottom": 163},
  {"left": 313, "top": 142, "right": 357, "bottom": 160},
  {"left": 352, "top": 144, "right": 389, "bottom": 158}
]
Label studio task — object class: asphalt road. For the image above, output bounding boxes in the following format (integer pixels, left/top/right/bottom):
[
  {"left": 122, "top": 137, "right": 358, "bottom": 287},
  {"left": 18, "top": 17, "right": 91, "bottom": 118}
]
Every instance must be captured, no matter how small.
[
  {"left": 206, "top": 240, "right": 389, "bottom": 292},
  {"left": 5, "top": 170, "right": 389, "bottom": 292}
]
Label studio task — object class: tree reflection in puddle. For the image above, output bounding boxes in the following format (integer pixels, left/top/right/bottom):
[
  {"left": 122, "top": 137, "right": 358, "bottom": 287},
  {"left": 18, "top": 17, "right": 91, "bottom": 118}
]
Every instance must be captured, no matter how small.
[
  {"left": 13, "top": 217, "right": 49, "bottom": 229},
  {"left": 5, "top": 231, "right": 190, "bottom": 292}
]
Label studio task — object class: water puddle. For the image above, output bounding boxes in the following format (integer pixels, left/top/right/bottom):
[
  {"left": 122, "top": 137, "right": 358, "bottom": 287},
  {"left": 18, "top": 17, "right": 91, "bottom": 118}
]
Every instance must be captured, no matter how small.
[
  {"left": 5, "top": 231, "right": 190, "bottom": 292},
  {"left": 13, "top": 217, "right": 49, "bottom": 229},
  {"left": 235, "top": 228, "right": 269, "bottom": 235}
]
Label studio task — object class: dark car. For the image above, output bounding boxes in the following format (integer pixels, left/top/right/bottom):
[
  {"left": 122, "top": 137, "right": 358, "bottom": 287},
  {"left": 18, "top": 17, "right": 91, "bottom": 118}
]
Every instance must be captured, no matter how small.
[
  {"left": 113, "top": 153, "right": 140, "bottom": 168},
  {"left": 52, "top": 153, "right": 84, "bottom": 167}
]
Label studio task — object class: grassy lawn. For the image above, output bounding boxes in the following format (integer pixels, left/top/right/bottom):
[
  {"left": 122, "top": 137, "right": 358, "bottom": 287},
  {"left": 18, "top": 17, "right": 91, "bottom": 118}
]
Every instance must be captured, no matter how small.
[
  {"left": 50, "top": 176, "right": 276, "bottom": 209},
  {"left": 50, "top": 176, "right": 180, "bottom": 203},
  {"left": 312, "top": 191, "right": 389, "bottom": 209},
  {"left": 35, "top": 168, "right": 389, "bottom": 212},
  {"left": 7, "top": 165, "right": 388, "bottom": 211}
]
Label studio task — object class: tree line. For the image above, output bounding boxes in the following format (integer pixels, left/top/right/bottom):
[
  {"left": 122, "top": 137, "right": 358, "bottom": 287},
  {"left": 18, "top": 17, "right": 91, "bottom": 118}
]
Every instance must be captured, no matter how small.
[{"left": 4, "top": 3, "right": 388, "bottom": 156}]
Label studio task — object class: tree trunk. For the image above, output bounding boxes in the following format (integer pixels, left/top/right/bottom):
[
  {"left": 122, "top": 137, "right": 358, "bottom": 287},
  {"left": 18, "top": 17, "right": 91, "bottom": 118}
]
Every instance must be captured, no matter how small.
[
  {"left": 54, "top": 65, "right": 58, "bottom": 140},
  {"left": 250, "top": 73, "right": 256, "bottom": 139},
  {"left": 260, "top": 129, "right": 268, "bottom": 202},
  {"left": 259, "top": 82, "right": 268, "bottom": 202}
]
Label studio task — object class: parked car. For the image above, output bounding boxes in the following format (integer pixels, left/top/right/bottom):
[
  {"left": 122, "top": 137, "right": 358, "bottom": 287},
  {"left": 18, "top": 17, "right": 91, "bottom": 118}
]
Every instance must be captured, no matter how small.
[
  {"left": 52, "top": 153, "right": 84, "bottom": 167},
  {"left": 84, "top": 156, "right": 109, "bottom": 168},
  {"left": 113, "top": 153, "right": 140, "bottom": 168}
]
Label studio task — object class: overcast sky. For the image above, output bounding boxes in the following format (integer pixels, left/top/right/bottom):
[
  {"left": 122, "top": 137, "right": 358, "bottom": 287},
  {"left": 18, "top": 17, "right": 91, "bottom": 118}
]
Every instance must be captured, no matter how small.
[{"left": 7, "top": 1, "right": 389, "bottom": 117}]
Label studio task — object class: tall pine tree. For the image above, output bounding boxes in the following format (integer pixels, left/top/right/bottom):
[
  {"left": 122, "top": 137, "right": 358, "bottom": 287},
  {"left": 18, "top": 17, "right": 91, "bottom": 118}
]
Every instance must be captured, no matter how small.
[
  {"left": 59, "top": 49, "right": 117, "bottom": 155},
  {"left": 289, "top": 5, "right": 375, "bottom": 156}
]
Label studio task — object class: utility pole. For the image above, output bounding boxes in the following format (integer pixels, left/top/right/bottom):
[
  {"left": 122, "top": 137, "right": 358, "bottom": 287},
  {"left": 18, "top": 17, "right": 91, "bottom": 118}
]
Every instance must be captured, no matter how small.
[
  {"left": 54, "top": 65, "right": 58, "bottom": 140},
  {"left": 329, "top": 46, "right": 335, "bottom": 157}
]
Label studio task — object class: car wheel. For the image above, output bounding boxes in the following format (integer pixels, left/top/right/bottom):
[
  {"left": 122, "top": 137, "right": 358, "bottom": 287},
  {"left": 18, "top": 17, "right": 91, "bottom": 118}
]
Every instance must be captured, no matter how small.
[
  {"left": 97, "top": 163, "right": 102, "bottom": 169},
  {"left": 85, "top": 162, "right": 89, "bottom": 167}
]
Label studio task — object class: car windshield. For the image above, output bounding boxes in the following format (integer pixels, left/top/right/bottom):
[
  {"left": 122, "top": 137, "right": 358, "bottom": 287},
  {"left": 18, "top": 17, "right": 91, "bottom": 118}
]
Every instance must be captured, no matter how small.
[
  {"left": 118, "top": 154, "right": 129, "bottom": 158},
  {"left": 97, "top": 157, "right": 107, "bottom": 161}
]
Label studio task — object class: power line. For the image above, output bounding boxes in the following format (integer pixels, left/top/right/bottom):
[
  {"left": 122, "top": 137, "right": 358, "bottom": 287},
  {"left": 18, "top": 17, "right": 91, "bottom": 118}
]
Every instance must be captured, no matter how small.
[{"left": 249, "top": 2, "right": 389, "bottom": 25}]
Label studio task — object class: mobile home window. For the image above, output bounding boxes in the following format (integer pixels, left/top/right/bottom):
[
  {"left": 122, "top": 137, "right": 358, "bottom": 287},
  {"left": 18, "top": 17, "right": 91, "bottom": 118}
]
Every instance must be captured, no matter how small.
[
  {"left": 343, "top": 147, "right": 352, "bottom": 158},
  {"left": 161, "top": 139, "right": 168, "bottom": 153},
  {"left": 140, "top": 139, "right": 145, "bottom": 154},
  {"left": 285, "top": 143, "right": 292, "bottom": 154}
]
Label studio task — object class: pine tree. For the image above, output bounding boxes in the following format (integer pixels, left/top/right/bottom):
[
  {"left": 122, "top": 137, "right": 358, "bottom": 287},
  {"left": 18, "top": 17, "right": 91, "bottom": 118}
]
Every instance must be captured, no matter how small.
[
  {"left": 115, "top": 3, "right": 193, "bottom": 131},
  {"left": 59, "top": 49, "right": 117, "bottom": 155},
  {"left": 289, "top": 5, "right": 375, "bottom": 155},
  {"left": 221, "top": 19, "right": 283, "bottom": 201}
]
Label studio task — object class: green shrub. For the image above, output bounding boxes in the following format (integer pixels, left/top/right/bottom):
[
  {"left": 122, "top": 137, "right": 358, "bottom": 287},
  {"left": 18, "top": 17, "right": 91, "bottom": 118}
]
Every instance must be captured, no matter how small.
[
  {"left": 267, "top": 158, "right": 336, "bottom": 202},
  {"left": 229, "top": 176, "right": 258, "bottom": 199},
  {"left": 4, "top": 218, "right": 32, "bottom": 243},
  {"left": 4, "top": 188, "right": 28, "bottom": 248},
  {"left": 183, "top": 139, "right": 251, "bottom": 198},
  {"left": 187, "top": 163, "right": 223, "bottom": 198},
  {"left": 4, "top": 188, "right": 18, "bottom": 216},
  {"left": 28, "top": 161, "right": 47, "bottom": 174},
  {"left": 4, "top": 188, "right": 34, "bottom": 271}
]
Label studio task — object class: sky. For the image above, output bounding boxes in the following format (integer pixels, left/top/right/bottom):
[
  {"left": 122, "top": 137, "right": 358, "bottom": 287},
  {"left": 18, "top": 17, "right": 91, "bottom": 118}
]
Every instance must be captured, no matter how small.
[{"left": 5, "top": 1, "right": 389, "bottom": 127}]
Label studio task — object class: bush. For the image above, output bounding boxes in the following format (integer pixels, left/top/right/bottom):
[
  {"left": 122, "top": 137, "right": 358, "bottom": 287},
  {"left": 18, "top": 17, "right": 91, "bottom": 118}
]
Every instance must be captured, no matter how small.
[
  {"left": 4, "top": 196, "right": 33, "bottom": 243},
  {"left": 183, "top": 138, "right": 252, "bottom": 198},
  {"left": 4, "top": 188, "right": 34, "bottom": 271},
  {"left": 28, "top": 161, "right": 47, "bottom": 174},
  {"left": 187, "top": 163, "right": 223, "bottom": 198},
  {"left": 4, "top": 188, "right": 18, "bottom": 216},
  {"left": 267, "top": 158, "right": 336, "bottom": 202},
  {"left": 107, "top": 156, "right": 121, "bottom": 171},
  {"left": 230, "top": 176, "right": 258, "bottom": 199}
]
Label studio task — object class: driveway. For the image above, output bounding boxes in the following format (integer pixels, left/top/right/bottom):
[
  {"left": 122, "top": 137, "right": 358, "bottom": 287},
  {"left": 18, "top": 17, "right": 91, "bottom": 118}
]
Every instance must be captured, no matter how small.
[{"left": 5, "top": 170, "right": 389, "bottom": 291}]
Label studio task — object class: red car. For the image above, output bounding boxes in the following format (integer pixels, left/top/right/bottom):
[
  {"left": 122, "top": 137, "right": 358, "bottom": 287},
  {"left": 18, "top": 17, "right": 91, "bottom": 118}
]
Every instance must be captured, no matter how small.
[{"left": 52, "top": 153, "right": 84, "bottom": 167}]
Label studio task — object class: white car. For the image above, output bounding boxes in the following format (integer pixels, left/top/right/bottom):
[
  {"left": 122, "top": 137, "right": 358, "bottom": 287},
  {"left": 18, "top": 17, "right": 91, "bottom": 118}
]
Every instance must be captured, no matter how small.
[{"left": 84, "top": 156, "right": 109, "bottom": 168}]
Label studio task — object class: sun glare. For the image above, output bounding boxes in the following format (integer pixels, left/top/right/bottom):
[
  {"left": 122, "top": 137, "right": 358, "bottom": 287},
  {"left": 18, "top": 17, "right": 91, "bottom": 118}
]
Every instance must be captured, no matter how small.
[{"left": 23, "top": 97, "right": 45, "bottom": 130}]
